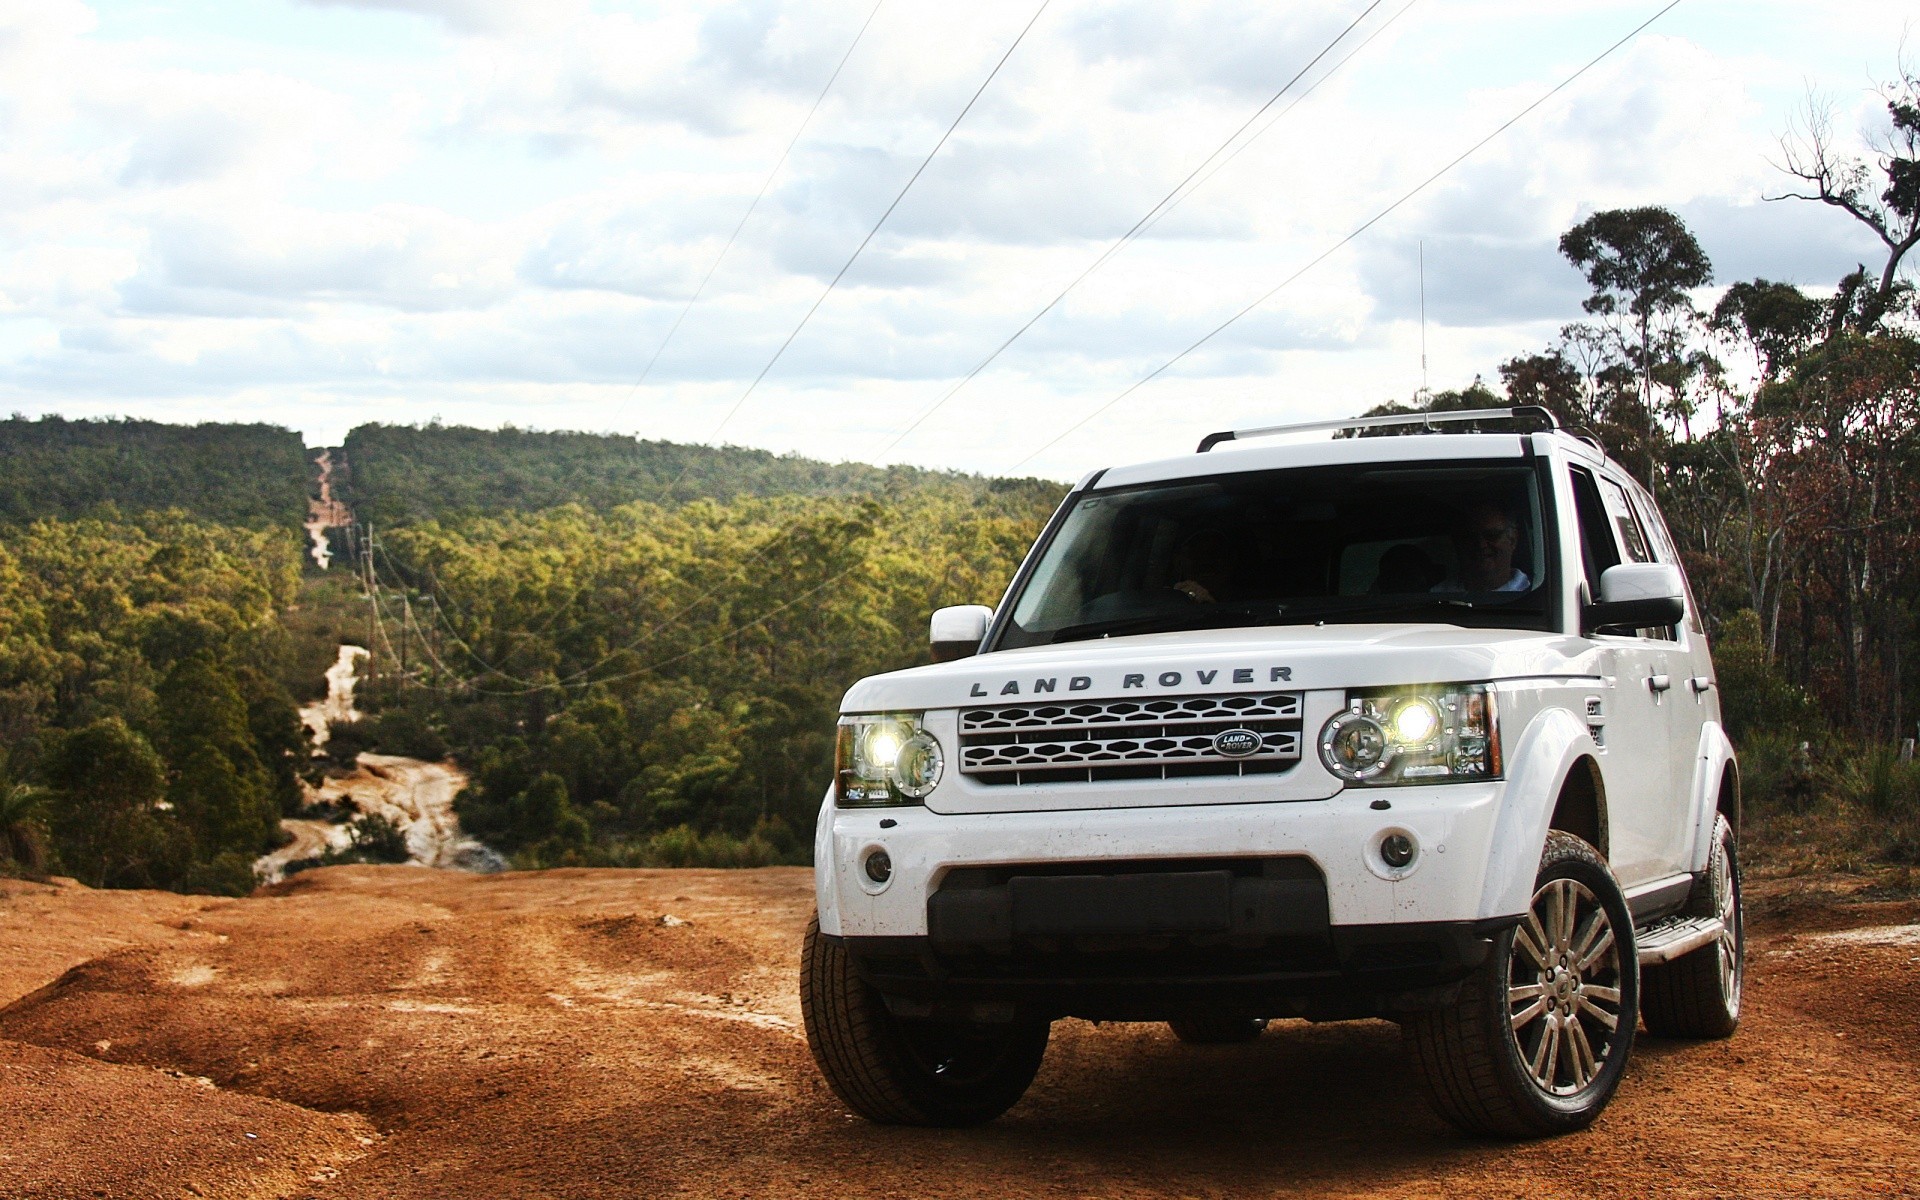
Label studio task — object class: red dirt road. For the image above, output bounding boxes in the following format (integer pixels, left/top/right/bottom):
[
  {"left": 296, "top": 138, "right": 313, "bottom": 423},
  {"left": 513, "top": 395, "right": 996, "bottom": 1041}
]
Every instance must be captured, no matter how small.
[{"left": 1, "top": 867, "right": 1916, "bottom": 1200}]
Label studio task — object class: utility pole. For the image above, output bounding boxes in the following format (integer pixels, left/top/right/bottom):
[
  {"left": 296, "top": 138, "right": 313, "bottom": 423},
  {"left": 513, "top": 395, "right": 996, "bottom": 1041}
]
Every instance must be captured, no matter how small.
[{"left": 364, "top": 522, "right": 377, "bottom": 684}]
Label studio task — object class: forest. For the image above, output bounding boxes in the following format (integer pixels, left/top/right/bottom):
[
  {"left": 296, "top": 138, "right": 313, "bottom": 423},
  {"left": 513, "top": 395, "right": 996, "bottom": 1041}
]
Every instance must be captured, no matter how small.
[
  {"left": 348, "top": 482, "right": 1061, "bottom": 866},
  {"left": 339, "top": 421, "right": 1059, "bottom": 526},
  {"left": 0, "top": 416, "right": 309, "bottom": 528},
  {"left": 0, "top": 511, "right": 318, "bottom": 892},
  {"left": 2, "top": 71, "right": 1917, "bottom": 888}
]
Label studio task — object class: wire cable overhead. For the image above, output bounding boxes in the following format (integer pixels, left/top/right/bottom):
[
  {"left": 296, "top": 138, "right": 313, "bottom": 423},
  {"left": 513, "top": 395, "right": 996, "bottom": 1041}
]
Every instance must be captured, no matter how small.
[
  {"left": 1012, "top": 0, "right": 1687, "bottom": 469},
  {"left": 621, "top": 0, "right": 888, "bottom": 402},
  {"left": 877, "top": 0, "right": 1405, "bottom": 459},
  {"left": 697, "top": 0, "right": 1054, "bottom": 448}
]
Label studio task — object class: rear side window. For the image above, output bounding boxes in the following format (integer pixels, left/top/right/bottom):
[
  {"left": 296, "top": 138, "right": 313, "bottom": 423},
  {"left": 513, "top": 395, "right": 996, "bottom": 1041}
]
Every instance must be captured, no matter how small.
[
  {"left": 1572, "top": 465, "right": 1678, "bottom": 641},
  {"left": 1625, "top": 485, "right": 1702, "bottom": 635},
  {"left": 1599, "top": 477, "right": 1653, "bottom": 563}
]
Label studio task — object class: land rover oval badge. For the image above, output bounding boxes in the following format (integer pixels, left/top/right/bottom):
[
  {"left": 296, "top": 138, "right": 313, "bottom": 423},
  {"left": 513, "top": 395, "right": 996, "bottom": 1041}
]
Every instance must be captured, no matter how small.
[{"left": 1213, "top": 728, "right": 1263, "bottom": 758}]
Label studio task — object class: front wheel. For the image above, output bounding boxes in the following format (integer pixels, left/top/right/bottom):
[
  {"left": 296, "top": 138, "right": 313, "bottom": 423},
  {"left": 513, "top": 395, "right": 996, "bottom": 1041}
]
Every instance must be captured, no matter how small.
[
  {"left": 1642, "top": 813, "right": 1742, "bottom": 1038},
  {"left": 1405, "top": 831, "right": 1638, "bottom": 1138},
  {"left": 800, "top": 915, "right": 1049, "bottom": 1126}
]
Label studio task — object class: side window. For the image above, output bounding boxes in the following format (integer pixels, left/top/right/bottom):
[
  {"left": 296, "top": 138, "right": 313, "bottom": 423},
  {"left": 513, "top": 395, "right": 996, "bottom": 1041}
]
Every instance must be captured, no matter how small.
[
  {"left": 1567, "top": 466, "right": 1620, "bottom": 599},
  {"left": 1597, "top": 471, "right": 1676, "bottom": 642},
  {"left": 1626, "top": 487, "right": 1703, "bottom": 635},
  {"left": 1598, "top": 477, "right": 1653, "bottom": 564}
]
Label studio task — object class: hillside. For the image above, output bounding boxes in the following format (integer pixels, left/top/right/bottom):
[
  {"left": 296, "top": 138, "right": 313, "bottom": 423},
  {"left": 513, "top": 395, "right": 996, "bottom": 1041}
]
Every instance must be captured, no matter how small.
[
  {"left": 338, "top": 422, "right": 1061, "bottom": 526},
  {"left": 0, "top": 416, "right": 309, "bottom": 529}
]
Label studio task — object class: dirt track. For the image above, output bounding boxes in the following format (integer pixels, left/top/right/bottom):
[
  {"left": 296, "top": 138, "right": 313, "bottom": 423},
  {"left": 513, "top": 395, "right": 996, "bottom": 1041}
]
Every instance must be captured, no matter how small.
[{"left": 1, "top": 868, "right": 1916, "bottom": 1200}]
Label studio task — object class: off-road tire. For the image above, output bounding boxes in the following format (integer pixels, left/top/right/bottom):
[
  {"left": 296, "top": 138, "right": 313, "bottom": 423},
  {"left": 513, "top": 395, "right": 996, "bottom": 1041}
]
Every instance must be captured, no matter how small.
[
  {"left": 1642, "top": 813, "right": 1742, "bottom": 1039},
  {"left": 1167, "top": 1016, "right": 1268, "bottom": 1044},
  {"left": 800, "top": 915, "right": 1049, "bottom": 1126},
  {"left": 1404, "top": 831, "right": 1639, "bottom": 1138}
]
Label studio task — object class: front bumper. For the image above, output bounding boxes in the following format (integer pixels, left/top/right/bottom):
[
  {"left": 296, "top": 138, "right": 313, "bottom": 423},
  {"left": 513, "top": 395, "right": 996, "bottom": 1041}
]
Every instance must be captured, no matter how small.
[
  {"left": 819, "top": 781, "right": 1507, "bottom": 936},
  {"left": 815, "top": 783, "right": 1513, "bottom": 1020}
]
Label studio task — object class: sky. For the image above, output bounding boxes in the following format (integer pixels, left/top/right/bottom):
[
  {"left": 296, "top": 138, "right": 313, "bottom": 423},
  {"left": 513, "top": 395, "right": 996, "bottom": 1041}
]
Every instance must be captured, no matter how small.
[{"left": 0, "top": 0, "right": 1909, "bottom": 479}]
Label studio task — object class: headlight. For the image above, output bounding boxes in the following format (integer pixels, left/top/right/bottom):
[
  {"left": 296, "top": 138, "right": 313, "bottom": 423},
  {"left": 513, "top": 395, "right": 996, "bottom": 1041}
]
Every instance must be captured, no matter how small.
[
  {"left": 1318, "top": 684, "right": 1499, "bottom": 785},
  {"left": 836, "top": 713, "right": 944, "bottom": 806}
]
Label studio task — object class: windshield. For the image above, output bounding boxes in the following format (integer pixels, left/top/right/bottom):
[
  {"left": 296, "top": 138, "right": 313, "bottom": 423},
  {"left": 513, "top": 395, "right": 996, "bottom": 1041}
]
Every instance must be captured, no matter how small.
[{"left": 995, "top": 459, "right": 1554, "bottom": 649}]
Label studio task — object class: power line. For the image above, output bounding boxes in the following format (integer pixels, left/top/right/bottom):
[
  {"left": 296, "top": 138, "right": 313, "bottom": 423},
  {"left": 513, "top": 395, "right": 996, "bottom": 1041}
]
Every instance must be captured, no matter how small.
[
  {"left": 564, "top": 555, "right": 874, "bottom": 690},
  {"left": 551, "top": 518, "right": 808, "bottom": 686},
  {"left": 516, "top": 0, "right": 1396, "bottom": 693},
  {"left": 557, "top": 4, "right": 1410, "bottom": 692},
  {"left": 369, "top": 532, "right": 485, "bottom": 689},
  {"left": 1011, "top": 0, "right": 1686, "bottom": 469},
  {"left": 1122, "top": 0, "right": 1419, "bottom": 245},
  {"left": 876, "top": 0, "right": 1401, "bottom": 459},
  {"left": 696, "top": 0, "right": 1053, "bottom": 450},
  {"left": 620, "top": 0, "right": 887, "bottom": 403},
  {"left": 644, "top": 0, "right": 1049, "bottom": 511},
  {"left": 402, "top": 0, "right": 1658, "bottom": 700}
]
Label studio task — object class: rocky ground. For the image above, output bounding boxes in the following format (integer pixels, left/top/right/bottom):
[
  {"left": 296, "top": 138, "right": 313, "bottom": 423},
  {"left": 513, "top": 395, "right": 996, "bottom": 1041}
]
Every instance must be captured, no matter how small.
[{"left": 1, "top": 867, "right": 1915, "bottom": 1200}]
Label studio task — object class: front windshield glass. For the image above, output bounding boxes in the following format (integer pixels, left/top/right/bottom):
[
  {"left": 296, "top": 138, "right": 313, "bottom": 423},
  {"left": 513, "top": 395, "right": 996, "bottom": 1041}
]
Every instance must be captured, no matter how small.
[{"left": 996, "top": 459, "right": 1553, "bottom": 649}]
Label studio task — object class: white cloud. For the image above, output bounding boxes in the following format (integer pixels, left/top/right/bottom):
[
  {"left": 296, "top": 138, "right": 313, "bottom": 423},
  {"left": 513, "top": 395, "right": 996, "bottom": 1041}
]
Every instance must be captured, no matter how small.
[
  {"left": 299, "top": 0, "right": 543, "bottom": 35},
  {"left": 0, "top": 0, "right": 1910, "bottom": 472}
]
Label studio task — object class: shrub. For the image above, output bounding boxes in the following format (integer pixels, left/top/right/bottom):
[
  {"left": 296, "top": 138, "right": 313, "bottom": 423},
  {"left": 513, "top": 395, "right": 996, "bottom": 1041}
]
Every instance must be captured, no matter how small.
[
  {"left": 345, "top": 813, "right": 411, "bottom": 863},
  {"left": 322, "top": 721, "right": 378, "bottom": 771},
  {"left": 1837, "top": 746, "right": 1920, "bottom": 819},
  {"left": 0, "top": 758, "right": 52, "bottom": 879},
  {"left": 1714, "top": 610, "right": 1817, "bottom": 742},
  {"left": 365, "top": 706, "right": 448, "bottom": 761}
]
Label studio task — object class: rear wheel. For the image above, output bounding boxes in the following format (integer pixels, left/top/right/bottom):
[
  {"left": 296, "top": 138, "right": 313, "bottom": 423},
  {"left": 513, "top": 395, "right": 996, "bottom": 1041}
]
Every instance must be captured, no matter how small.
[
  {"left": 1405, "top": 831, "right": 1638, "bottom": 1138},
  {"left": 800, "top": 915, "right": 1049, "bottom": 1126},
  {"left": 1642, "top": 813, "right": 1742, "bottom": 1039},
  {"left": 1167, "top": 1016, "right": 1268, "bottom": 1044}
]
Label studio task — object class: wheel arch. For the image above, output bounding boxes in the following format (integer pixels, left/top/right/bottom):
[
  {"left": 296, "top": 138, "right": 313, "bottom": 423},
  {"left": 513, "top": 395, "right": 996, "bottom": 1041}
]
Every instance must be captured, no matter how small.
[
  {"left": 1548, "top": 754, "right": 1609, "bottom": 861},
  {"left": 1477, "top": 706, "right": 1609, "bottom": 920},
  {"left": 1718, "top": 757, "right": 1741, "bottom": 837},
  {"left": 1687, "top": 722, "right": 1740, "bottom": 873},
  {"left": 813, "top": 790, "right": 844, "bottom": 936}
]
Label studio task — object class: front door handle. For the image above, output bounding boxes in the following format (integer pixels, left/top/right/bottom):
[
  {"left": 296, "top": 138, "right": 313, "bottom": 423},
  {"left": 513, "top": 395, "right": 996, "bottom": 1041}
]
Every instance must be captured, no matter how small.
[
  {"left": 1688, "top": 676, "right": 1714, "bottom": 694},
  {"left": 1648, "top": 674, "right": 1672, "bottom": 693}
]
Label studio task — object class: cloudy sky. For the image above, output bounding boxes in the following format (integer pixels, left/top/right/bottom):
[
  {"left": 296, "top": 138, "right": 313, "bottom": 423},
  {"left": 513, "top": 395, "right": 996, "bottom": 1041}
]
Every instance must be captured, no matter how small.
[{"left": 0, "top": 0, "right": 1907, "bottom": 478}]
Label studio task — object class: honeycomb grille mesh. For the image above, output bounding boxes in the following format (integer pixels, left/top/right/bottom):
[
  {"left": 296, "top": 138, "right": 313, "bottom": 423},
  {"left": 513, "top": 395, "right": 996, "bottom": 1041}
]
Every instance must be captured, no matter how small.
[{"left": 958, "top": 693, "right": 1304, "bottom": 785}]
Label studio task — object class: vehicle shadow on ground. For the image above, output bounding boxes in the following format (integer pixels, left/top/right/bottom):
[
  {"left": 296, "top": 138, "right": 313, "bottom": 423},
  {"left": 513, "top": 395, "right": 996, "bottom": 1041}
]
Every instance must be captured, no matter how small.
[{"left": 783, "top": 1019, "right": 1520, "bottom": 1195}]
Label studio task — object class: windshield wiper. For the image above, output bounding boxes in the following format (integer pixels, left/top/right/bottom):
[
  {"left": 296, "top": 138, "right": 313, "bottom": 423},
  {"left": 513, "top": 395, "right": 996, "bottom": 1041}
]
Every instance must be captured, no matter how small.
[
  {"left": 1260, "top": 596, "right": 1519, "bottom": 626},
  {"left": 1048, "top": 604, "right": 1274, "bottom": 644}
]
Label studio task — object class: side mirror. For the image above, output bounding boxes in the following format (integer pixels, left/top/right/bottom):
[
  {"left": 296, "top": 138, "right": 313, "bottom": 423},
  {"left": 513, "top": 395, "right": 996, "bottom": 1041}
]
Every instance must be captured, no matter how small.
[
  {"left": 1584, "top": 563, "right": 1685, "bottom": 635},
  {"left": 930, "top": 605, "right": 993, "bottom": 663}
]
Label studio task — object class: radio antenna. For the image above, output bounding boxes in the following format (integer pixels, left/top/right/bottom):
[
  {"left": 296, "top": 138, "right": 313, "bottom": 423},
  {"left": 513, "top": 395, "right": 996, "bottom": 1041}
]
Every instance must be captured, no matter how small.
[{"left": 1419, "top": 238, "right": 1429, "bottom": 400}]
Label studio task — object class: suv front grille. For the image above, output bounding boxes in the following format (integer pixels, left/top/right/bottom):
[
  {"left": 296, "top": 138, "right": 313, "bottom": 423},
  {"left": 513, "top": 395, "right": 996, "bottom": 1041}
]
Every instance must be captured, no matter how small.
[{"left": 958, "top": 692, "right": 1304, "bottom": 786}]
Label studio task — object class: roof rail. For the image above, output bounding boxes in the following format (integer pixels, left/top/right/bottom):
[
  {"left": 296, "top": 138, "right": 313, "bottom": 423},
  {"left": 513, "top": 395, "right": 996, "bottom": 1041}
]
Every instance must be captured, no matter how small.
[{"left": 1196, "top": 405, "right": 1558, "bottom": 453}]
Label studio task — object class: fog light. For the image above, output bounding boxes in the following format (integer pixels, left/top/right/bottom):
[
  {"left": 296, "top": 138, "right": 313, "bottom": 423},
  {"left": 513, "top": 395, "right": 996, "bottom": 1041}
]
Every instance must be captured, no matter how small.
[
  {"left": 863, "top": 848, "right": 893, "bottom": 884},
  {"left": 1380, "top": 833, "right": 1417, "bottom": 869}
]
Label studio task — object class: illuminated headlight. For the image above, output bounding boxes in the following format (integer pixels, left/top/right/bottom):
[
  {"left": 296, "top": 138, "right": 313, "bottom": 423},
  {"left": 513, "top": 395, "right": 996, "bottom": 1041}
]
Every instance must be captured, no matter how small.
[
  {"left": 836, "top": 713, "right": 944, "bottom": 806},
  {"left": 1318, "top": 685, "right": 1500, "bottom": 785}
]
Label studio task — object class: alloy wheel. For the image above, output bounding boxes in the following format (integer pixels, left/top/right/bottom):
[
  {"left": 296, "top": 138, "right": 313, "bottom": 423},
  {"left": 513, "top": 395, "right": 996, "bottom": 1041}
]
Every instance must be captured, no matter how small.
[{"left": 1507, "top": 876, "right": 1626, "bottom": 1096}]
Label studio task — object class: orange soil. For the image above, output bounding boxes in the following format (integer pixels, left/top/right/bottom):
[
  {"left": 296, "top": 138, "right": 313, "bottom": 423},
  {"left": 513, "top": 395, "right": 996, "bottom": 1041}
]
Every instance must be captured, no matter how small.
[{"left": 1, "top": 868, "right": 1915, "bottom": 1200}]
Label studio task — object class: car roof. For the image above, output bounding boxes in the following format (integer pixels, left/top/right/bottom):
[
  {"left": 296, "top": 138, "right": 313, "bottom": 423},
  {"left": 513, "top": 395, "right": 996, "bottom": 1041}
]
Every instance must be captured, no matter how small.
[{"left": 1093, "top": 430, "right": 1568, "bottom": 491}]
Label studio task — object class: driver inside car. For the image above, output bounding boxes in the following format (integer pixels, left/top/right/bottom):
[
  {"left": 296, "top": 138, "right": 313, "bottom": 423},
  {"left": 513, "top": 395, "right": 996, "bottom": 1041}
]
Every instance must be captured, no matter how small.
[
  {"left": 1170, "top": 527, "right": 1235, "bottom": 604},
  {"left": 1437, "top": 498, "right": 1532, "bottom": 593}
]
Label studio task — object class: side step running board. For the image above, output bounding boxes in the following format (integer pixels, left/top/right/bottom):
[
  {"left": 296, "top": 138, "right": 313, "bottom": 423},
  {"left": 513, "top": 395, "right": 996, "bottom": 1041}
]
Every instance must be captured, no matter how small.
[{"left": 1635, "top": 915, "right": 1724, "bottom": 965}]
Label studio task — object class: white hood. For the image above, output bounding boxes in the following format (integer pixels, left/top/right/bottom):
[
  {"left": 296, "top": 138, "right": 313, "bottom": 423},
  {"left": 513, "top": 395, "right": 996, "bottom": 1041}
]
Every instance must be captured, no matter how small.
[{"left": 840, "top": 624, "right": 1592, "bottom": 713}]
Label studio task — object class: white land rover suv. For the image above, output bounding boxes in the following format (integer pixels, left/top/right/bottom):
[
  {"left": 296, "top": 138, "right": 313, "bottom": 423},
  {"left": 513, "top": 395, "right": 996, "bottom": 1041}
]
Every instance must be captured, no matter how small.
[{"left": 801, "top": 408, "right": 1743, "bottom": 1138}]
